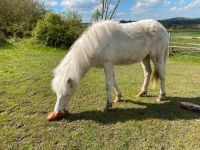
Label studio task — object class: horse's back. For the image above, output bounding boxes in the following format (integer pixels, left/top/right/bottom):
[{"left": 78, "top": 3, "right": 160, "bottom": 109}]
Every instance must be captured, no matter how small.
[
  {"left": 110, "top": 20, "right": 168, "bottom": 65},
  {"left": 121, "top": 19, "right": 168, "bottom": 41},
  {"left": 82, "top": 20, "right": 168, "bottom": 66},
  {"left": 120, "top": 19, "right": 169, "bottom": 55}
]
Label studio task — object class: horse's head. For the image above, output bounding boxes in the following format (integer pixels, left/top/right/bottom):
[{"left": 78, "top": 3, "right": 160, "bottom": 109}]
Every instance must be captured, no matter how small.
[
  {"left": 51, "top": 74, "right": 77, "bottom": 110},
  {"left": 63, "top": 77, "right": 75, "bottom": 97}
]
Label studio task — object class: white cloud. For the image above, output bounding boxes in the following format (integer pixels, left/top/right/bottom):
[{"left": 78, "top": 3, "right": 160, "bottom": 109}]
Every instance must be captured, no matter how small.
[
  {"left": 170, "top": 0, "right": 200, "bottom": 12},
  {"left": 48, "top": 1, "right": 58, "bottom": 7},
  {"left": 115, "top": 12, "right": 125, "bottom": 18},
  {"left": 60, "top": 0, "right": 98, "bottom": 14},
  {"left": 135, "top": 0, "right": 162, "bottom": 9},
  {"left": 60, "top": 0, "right": 97, "bottom": 9},
  {"left": 91, "top": 3, "right": 115, "bottom": 13},
  {"left": 131, "top": 0, "right": 163, "bottom": 15},
  {"left": 179, "top": 0, "right": 186, "bottom": 5},
  {"left": 60, "top": 0, "right": 124, "bottom": 20},
  {"left": 163, "top": 0, "right": 171, "bottom": 6}
]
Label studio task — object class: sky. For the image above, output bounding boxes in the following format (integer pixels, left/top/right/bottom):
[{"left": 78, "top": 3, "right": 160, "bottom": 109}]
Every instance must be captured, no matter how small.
[{"left": 45, "top": 0, "right": 200, "bottom": 22}]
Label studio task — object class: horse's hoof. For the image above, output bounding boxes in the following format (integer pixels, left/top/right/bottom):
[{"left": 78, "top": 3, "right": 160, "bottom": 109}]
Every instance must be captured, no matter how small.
[
  {"left": 156, "top": 98, "right": 161, "bottom": 103},
  {"left": 47, "top": 110, "right": 70, "bottom": 121},
  {"left": 156, "top": 93, "right": 166, "bottom": 103},
  {"left": 113, "top": 97, "right": 123, "bottom": 103},
  {"left": 103, "top": 103, "right": 112, "bottom": 112},
  {"left": 136, "top": 91, "right": 147, "bottom": 97},
  {"left": 103, "top": 107, "right": 111, "bottom": 112}
]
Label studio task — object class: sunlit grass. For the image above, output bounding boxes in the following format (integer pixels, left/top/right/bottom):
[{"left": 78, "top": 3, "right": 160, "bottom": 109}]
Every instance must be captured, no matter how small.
[
  {"left": 170, "top": 31, "right": 200, "bottom": 37},
  {"left": 0, "top": 38, "right": 200, "bottom": 149}
]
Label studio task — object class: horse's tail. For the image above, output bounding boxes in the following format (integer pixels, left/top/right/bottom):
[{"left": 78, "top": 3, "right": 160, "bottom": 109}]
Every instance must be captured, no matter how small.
[
  {"left": 152, "top": 45, "right": 168, "bottom": 88},
  {"left": 164, "top": 43, "right": 169, "bottom": 65},
  {"left": 152, "top": 68, "right": 159, "bottom": 89}
]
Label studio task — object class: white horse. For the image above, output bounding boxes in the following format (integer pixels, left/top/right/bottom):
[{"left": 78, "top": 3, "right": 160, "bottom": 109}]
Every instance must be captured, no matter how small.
[{"left": 47, "top": 19, "right": 169, "bottom": 121}]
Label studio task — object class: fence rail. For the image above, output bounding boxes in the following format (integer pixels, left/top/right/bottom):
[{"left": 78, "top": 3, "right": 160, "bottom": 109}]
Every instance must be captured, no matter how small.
[
  {"left": 169, "top": 46, "right": 200, "bottom": 51},
  {"left": 170, "top": 42, "right": 200, "bottom": 46},
  {"left": 168, "top": 32, "right": 200, "bottom": 56},
  {"left": 169, "top": 43, "right": 200, "bottom": 56}
]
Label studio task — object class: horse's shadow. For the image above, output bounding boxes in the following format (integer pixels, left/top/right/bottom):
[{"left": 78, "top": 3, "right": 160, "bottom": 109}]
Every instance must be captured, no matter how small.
[{"left": 65, "top": 96, "right": 200, "bottom": 124}]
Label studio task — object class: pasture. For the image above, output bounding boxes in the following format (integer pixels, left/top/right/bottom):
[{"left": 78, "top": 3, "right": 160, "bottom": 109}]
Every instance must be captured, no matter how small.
[
  {"left": 170, "top": 30, "right": 200, "bottom": 38},
  {"left": 169, "top": 31, "right": 200, "bottom": 63},
  {"left": 0, "top": 38, "right": 200, "bottom": 149}
]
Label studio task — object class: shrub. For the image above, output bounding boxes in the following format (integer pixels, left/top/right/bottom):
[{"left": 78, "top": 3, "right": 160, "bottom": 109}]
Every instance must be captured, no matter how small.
[
  {"left": 0, "top": 0, "right": 46, "bottom": 38},
  {"left": 0, "top": 31, "right": 5, "bottom": 42},
  {"left": 33, "top": 12, "right": 84, "bottom": 48},
  {"left": 64, "top": 10, "right": 85, "bottom": 47},
  {"left": 33, "top": 13, "right": 68, "bottom": 47}
]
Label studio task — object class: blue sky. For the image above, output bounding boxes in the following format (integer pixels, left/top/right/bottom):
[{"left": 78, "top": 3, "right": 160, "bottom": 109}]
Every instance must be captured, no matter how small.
[{"left": 45, "top": 0, "right": 200, "bottom": 22}]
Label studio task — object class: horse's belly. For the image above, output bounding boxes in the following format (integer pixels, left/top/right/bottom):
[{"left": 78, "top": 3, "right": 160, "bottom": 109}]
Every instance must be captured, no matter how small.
[
  {"left": 117, "top": 60, "right": 140, "bottom": 65},
  {"left": 92, "top": 58, "right": 140, "bottom": 67},
  {"left": 113, "top": 49, "right": 147, "bottom": 65},
  {"left": 92, "top": 48, "right": 148, "bottom": 67},
  {"left": 115, "top": 57, "right": 141, "bottom": 65}
]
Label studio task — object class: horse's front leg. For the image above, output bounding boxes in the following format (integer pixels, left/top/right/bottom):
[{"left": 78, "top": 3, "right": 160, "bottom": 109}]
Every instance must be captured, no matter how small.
[
  {"left": 113, "top": 72, "right": 123, "bottom": 102},
  {"left": 103, "top": 62, "right": 114, "bottom": 112}
]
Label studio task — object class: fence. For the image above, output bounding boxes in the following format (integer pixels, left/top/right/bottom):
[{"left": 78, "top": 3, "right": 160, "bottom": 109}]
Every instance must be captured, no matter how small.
[{"left": 168, "top": 35, "right": 200, "bottom": 57}]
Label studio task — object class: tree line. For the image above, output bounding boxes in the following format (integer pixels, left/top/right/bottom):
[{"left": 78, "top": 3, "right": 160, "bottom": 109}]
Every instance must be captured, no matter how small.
[{"left": 120, "top": 17, "right": 200, "bottom": 30}]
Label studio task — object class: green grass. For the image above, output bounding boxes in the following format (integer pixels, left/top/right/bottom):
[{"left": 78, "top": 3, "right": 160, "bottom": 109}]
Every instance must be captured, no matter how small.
[
  {"left": 170, "top": 37, "right": 200, "bottom": 44},
  {"left": 170, "top": 31, "right": 200, "bottom": 37},
  {"left": 1, "top": 39, "right": 200, "bottom": 149},
  {"left": 169, "top": 30, "right": 200, "bottom": 44},
  {"left": 170, "top": 53, "right": 200, "bottom": 64},
  {"left": 169, "top": 30, "right": 200, "bottom": 63}
]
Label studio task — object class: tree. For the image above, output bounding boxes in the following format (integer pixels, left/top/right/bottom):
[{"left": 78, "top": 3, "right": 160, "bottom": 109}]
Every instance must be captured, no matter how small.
[
  {"left": 91, "top": 9, "right": 102, "bottom": 22},
  {"left": 0, "top": 0, "right": 46, "bottom": 37},
  {"left": 63, "top": 10, "right": 84, "bottom": 47},
  {"left": 63, "top": 9, "right": 82, "bottom": 26},
  {"left": 93, "top": 0, "right": 121, "bottom": 21}
]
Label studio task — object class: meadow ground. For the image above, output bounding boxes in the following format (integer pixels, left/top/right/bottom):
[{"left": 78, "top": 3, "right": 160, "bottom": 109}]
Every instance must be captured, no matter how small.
[
  {"left": 0, "top": 38, "right": 200, "bottom": 149},
  {"left": 170, "top": 30, "right": 200, "bottom": 38}
]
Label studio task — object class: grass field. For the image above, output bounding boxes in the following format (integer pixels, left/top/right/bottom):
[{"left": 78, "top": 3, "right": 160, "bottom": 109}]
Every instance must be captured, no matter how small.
[
  {"left": 170, "top": 31, "right": 200, "bottom": 38},
  {"left": 169, "top": 31, "right": 200, "bottom": 63},
  {"left": 0, "top": 38, "right": 200, "bottom": 149},
  {"left": 169, "top": 31, "right": 200, "bottom": 44}
]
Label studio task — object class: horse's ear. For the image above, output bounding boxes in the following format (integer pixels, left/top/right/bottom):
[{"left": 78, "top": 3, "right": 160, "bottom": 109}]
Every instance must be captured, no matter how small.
[{"left": 67, "top": 77, "right": 73, "bottom": 88}]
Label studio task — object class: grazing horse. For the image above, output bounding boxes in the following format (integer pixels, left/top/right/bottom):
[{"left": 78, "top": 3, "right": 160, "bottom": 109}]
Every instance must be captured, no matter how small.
[{"left": 47, "top": 19, "right": 169, "bottom": 121}]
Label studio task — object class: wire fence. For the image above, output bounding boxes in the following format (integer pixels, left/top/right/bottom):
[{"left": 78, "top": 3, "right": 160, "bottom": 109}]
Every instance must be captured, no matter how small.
[{"left": 169, "top": 36, "right": 200, "bottom": 57}]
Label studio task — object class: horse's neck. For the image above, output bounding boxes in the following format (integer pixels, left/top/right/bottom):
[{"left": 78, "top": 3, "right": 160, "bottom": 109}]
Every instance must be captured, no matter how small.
[{"left": 67, "top": 31, "right": 98, "bottom": 83}]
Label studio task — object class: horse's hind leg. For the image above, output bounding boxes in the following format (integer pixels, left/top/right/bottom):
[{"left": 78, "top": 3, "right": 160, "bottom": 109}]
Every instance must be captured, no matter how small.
[
  {"left": 113, "top": 72, "right": 123, "bottom": 102},
  {"left": 137, "top": 55, "right": 152, "bottom": 97},
  {"left": 156, "top": 62, "right": 166, "bottom": 102},
  {"left": 152, "top": 58, "right": 166, "bottom": 102}
]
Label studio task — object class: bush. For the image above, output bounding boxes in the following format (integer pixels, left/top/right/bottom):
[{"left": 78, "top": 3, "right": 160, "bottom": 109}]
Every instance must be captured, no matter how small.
[
  {"left": 33, "top": 12, "right": 84, "bottom": 48},
  {"left": 33, "top": 13, "right": 68, "bottom": 47},
  {"left": 0, "top": 0, "right": 46, "bottom": 38},
  {"left": 0, "top": 31, "right": 5, "bottom": 42}
]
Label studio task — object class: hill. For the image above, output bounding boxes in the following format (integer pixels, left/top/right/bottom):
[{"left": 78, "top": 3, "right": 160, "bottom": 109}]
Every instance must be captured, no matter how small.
[
  {"left": 120, "top": 17, "right": 200, "bottom": 30},
  {"left": 159, "top": 17, "right": 200, "bottom": 29}
]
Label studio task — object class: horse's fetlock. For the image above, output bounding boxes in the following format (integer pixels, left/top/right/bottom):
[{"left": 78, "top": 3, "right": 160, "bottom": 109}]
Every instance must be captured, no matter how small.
[
  {"left": 136, "top": 90, "right": 147, "bottom": 97},
  {"left": 104, "top": 102, "right": 112, "bottom": 112}
]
